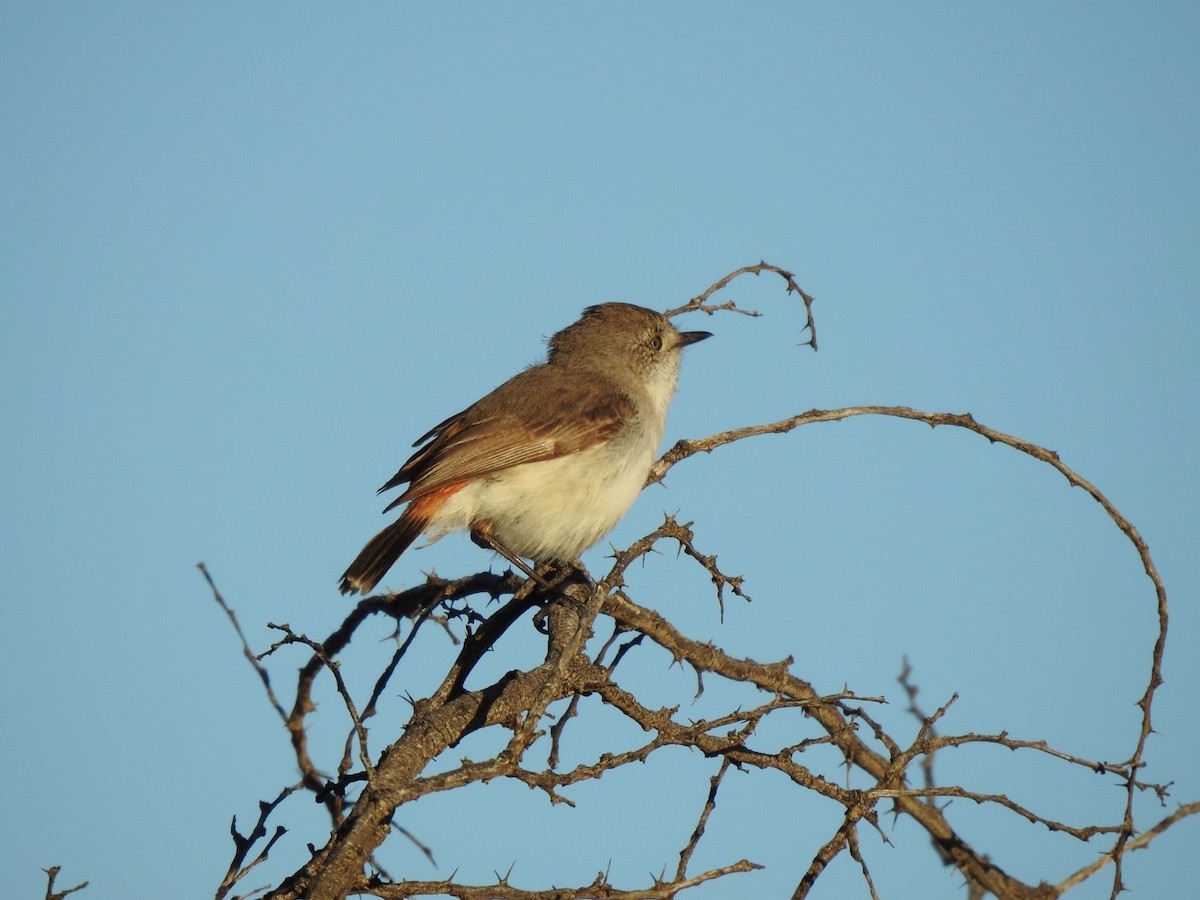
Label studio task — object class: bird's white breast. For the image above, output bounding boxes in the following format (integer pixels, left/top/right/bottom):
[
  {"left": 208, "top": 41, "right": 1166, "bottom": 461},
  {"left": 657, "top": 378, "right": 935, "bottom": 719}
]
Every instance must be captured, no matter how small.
[{"left": 425, "top": 412, "right": 661, "bottom": 562}]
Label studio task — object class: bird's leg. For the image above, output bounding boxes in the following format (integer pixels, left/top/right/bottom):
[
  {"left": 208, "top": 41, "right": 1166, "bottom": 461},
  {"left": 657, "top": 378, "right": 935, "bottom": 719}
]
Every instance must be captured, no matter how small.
[{"left": 470, "top": 524, "right": 552, "bottom": 589}]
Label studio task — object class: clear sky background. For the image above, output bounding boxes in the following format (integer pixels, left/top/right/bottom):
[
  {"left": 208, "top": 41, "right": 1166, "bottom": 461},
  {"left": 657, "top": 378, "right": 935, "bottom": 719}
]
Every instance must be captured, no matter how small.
[{"left": 3, "top": 4, "right": 1198, "bottom": 899}]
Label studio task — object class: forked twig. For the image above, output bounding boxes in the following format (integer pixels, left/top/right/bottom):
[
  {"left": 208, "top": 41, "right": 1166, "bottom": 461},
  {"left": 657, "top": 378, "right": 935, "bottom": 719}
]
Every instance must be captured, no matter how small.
[{"left": 43, "top": 867, "right": 89, "bottom": 900}]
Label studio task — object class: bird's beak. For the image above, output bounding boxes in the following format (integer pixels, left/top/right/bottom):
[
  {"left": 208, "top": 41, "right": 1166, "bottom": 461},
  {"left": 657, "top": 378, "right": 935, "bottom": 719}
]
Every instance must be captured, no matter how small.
[{"left": 679, "top": 330, "right": 713, "bottom": 347}]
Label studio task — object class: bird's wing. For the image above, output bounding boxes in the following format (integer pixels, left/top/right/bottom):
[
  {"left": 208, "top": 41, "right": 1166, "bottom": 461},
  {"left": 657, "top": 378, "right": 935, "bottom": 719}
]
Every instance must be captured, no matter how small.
[{"left": 378, "top": 368, "right": 635, "bottom": 512}]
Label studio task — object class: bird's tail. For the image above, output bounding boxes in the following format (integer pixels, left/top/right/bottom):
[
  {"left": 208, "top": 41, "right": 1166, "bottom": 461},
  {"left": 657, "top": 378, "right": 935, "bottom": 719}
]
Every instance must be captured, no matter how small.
[{"left": 339, "top": 512, "right": 426, "bottom": 595}]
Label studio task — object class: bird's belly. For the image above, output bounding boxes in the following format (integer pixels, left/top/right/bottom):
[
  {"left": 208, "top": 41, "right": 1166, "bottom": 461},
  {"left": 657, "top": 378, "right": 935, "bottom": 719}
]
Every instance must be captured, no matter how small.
[{"left": 430, "top": 429, "right": 656, "bottom": 562}]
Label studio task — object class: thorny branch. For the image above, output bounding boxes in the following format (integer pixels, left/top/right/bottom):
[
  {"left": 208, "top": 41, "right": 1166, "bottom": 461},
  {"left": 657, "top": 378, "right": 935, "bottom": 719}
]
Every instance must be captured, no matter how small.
[
  {"left": 201, "top": 263, "right": 1193, "bottom": 900},
  {"left": 663, "top": 259, "right": 818, "bottom": 351},
  {"left": 360, "top": 858, "right": 764, "bottom": 899},
  {"left": 647, "top": 402, "right": 1172, "bottom": 898}
]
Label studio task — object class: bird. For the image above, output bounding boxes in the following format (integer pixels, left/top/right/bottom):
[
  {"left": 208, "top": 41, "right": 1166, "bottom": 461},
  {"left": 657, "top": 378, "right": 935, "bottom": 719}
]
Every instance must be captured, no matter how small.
[{"left": 339, "top": 302, "right": 711, "bottom": 595}]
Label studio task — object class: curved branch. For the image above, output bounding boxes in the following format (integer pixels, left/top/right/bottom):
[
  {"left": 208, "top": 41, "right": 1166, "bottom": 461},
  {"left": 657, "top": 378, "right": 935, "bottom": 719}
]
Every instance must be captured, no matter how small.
[
  {"left": 640, "top": 404, "right": 1172, "bottom": 898},
  {"left": 663, "top": 260, "right": 818, "bottom": 350}
]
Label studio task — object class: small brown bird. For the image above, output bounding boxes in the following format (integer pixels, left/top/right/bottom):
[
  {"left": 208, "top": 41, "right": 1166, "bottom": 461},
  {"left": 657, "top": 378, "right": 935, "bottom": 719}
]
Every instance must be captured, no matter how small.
[{"left": 339, "top": 303, "right": 710, "bottom": 594}]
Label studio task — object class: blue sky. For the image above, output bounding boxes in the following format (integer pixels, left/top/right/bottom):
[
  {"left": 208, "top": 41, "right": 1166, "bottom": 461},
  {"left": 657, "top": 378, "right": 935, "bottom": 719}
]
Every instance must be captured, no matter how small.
[{"left": 2, "top": 4, "right": 1198, "bottom": 898}]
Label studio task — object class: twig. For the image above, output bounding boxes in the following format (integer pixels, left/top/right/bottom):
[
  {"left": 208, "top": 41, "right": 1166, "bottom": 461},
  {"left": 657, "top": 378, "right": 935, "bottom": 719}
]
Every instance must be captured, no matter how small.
[
  {"left": 269, "top": 624, "right": 377, "bottom": 787},
  {"left": 1056, "top": 800, "right": 1200, "bottom": 892},
  {"left": 846, "top": 823, "right": 881, "bottom": 900},
  {"left": 199, "top": 562, "right": 288, "bottom": 722},
  {"left": 676, "top": 758, "right": 732, "bottom": 881},
  {"left": 868, "top": 786, "right": 1124, "bottom": 841},
  {"left": 216, "top": 786, "right": 299, "bottom": 900},
  {"left": 610, "top": 515, "right": 750, "bottom": 621},
  {"left": 363, "top": 858, "right": 762, "bottom": 899},
  {"left": 664, "top": 260, "right": 818, "bottom": 351},
  {"left": 43, "top": 867, "right": 89, "bottom": 900}
]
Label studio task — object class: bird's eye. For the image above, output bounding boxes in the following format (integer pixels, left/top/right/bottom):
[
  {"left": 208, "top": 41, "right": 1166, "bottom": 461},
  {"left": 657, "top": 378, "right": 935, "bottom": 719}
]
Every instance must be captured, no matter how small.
[{"left": 650, "top": 334, "right": 663, "bottom": 351}]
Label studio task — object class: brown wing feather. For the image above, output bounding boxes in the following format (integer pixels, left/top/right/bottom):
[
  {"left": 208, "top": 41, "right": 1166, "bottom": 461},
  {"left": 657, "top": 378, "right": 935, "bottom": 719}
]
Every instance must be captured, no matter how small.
[
  {"left": 376, "top": 408, "right": 469, "bottom": 496},
  {"left": 378, "top": 365, "right": 635, "bottom": 513}
]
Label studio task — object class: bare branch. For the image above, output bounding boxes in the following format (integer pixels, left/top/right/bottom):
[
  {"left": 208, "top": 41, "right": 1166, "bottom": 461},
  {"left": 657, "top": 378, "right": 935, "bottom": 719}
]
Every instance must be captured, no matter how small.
[
  {"left": 1056, "top": 801, "right": 1200, "bottom": 892},
  {"left": 675, "top": 758, "right": 732, "bottom": 881},
  {"left": 199, "top": 562, "right": 288, "bottom": 722},
  {"left": 268, "top": 624, "right": 377, "bottom": 788},
  {"left": 43, "top": 867, "right": 89, "bottom": 900},
  {"left": 609, "top": 515, "right": 750, "bottom": 620},
  {"left": 647, "top": 402, "right": 1172, "bottom": 899},
  {"left": 362, "top": 858, "right": 763, "bottom": 899},
  {"left": 216, "top": 786, "right": 300, "bottom": 900}
]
